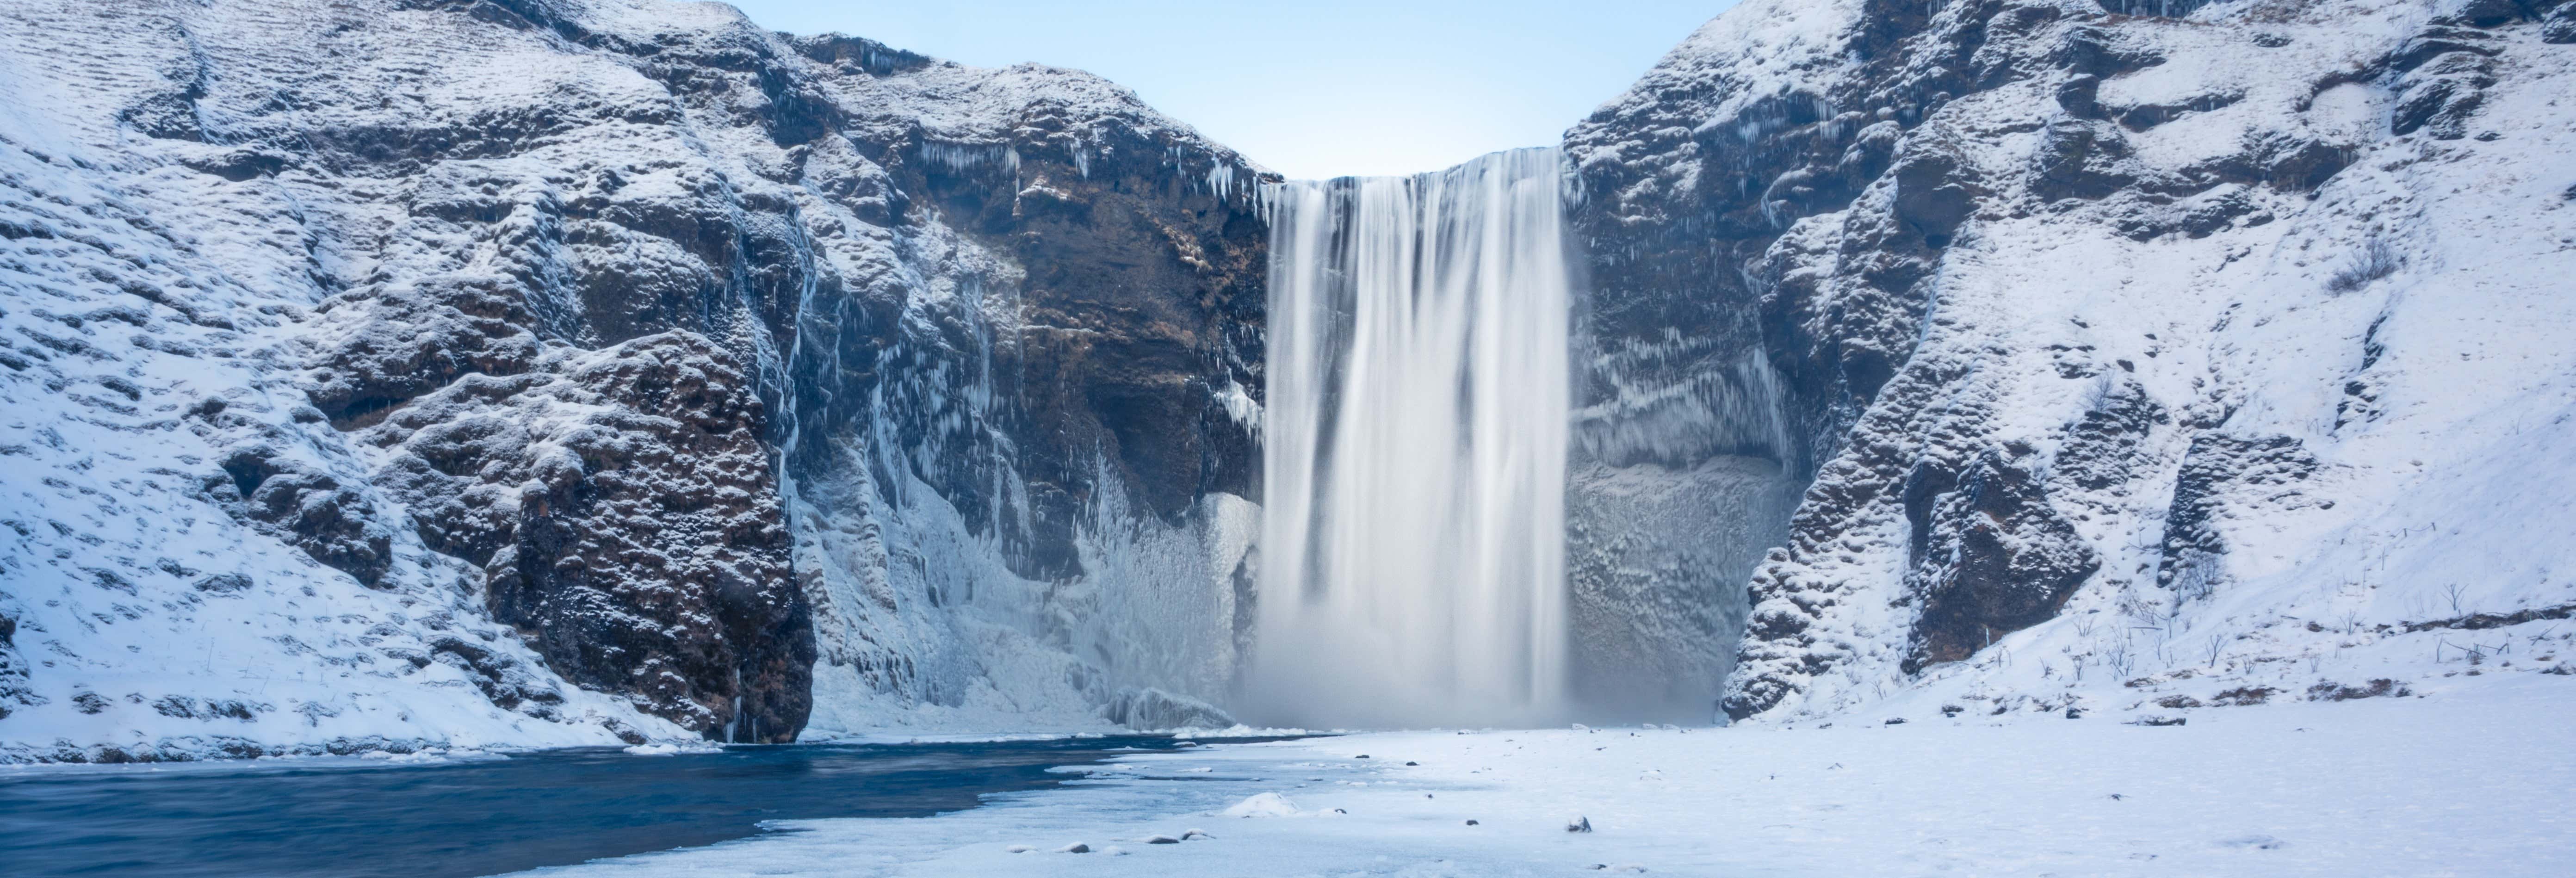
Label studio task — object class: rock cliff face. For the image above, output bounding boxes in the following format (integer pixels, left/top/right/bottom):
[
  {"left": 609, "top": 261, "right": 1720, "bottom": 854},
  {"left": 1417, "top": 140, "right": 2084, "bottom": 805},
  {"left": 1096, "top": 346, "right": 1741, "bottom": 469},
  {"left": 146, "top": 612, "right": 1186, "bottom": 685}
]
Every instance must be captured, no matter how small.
[
  {"left": 1569, "top": 0, "right": 2576, "bottom": 721},
  {"left": 6, "top": 0, "right": 2571, "bottom": 758},
  {"left": 0, "top": 0, "right": 1262, "bottom": 759}
]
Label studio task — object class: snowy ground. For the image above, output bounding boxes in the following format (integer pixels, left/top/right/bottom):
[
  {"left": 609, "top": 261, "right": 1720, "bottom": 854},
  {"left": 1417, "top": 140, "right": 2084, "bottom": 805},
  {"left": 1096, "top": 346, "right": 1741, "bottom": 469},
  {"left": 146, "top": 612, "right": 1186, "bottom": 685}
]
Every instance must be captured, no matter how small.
[{"left": 521, "top": 674, "right": 2576, "bottom": 878}]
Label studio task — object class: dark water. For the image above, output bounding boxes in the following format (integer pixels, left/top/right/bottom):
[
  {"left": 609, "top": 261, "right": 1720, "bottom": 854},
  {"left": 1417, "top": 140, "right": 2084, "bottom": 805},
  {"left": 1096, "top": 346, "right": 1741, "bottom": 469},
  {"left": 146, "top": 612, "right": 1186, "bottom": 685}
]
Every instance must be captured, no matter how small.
[{"left": 0, "top": 735, "right": 1226, "bottom": 878}]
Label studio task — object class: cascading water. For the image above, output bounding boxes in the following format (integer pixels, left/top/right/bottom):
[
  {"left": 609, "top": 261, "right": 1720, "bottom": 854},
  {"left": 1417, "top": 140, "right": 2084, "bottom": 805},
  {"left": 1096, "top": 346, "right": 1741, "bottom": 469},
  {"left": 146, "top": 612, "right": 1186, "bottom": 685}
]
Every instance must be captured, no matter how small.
[{"left": 1248, "top": 148, "right": 1576, "bottom": 728}]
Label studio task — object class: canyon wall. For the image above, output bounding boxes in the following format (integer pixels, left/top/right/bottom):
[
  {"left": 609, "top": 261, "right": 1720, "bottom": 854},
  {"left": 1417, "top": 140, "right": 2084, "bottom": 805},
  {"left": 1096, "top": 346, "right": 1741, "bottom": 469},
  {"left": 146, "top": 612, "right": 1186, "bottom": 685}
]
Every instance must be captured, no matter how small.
[
  {"left": 0, "top": 0, "right": 1263, "bottom": 760},
  {"left": 1568, "top": 0, "right": 2576, "bottom": 720}
]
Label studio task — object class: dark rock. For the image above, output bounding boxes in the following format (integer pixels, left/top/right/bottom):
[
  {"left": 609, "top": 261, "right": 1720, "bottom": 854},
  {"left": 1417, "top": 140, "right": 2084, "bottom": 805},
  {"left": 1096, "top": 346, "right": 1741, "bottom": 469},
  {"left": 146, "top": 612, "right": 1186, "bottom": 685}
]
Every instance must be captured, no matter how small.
[
  {"left": 2387, "top": 36, "right": 2497, "bottom": 140},
  {"left": 2547, "top": 5, "right": 2576, "bottom": 42},
  {"left": 2391, "top": 75, "right": 2486, "bottom": 139},
  {"left": 2031, "top": 120, "right": 2138, "bottom": 202},
  {"left": 2388, "top": 37, "right": 2499, "bottom": 74},
  {"left": 2436, "top": 0, "right": 2528, "bottom": 27},
  {"left": 191, "top": 573, "right": 254, "bottom": 594},
  {"left": 2155, "top": 434, "right": 2322, "bottom": 599},
  {"left": 1890, "top": 141, "right": 1979, "bottom": 242},
  {"left": 2211, "top": 686, "right": 2277, "bottom": 705},
  {"left": 2050, "top": 26, "right": 2164, "bottom": 78},
  {"left": 1567, "top": 816, "right": 1595, "bottom": 833},
  {"left": 304, "top": 279, "right": 542, "bottom": 428},
  {"left": 208, "top": 447, "right": 395, "bottom": 588},
  {"left": 2056, "top": 380, "right": 2167, "bottom": 491},
  {"left": 2114, "top": 185, "right": 2269, "bottom": 241},
  {"left": 1901, "top": 448, "right": 2099, "bottom": 671},
  {"left": 2095, "top": 0, "right": 2229, "bottom": 15},
  {"left": 2307, "top": 679, "right": 2411, "bottom": 701},
  {"left": 373, "top": 334, "right": 813, "bottom": 740},
  {"left": 177, "top": 148, "right": 290, "bottom": 181},
  {"left": 2250, "top": 133, "right": 2356, "bottom": 191},
  {"left": 2114, "top": 90, "right": 2243, "bottom": 132},
  {"left": 2055, "top": 75, "right": 2102, "bottom": 117}
]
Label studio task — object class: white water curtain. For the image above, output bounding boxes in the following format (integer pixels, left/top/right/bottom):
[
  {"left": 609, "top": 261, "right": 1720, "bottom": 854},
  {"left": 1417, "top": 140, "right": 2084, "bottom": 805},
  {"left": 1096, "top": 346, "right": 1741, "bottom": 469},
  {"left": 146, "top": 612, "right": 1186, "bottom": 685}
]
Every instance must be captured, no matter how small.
[{"left": 1251, "top": 148, "right": 1574, "bottom": 728}]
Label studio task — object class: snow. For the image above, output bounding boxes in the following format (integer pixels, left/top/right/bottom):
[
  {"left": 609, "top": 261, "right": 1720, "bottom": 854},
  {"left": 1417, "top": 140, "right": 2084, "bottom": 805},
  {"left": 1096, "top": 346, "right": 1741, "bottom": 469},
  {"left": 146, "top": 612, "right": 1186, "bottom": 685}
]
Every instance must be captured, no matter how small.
[
  {"left": 0, "top": 0, "right": 1269, "bottom": 759},
  {"left": 517, "top": 674, "right": 2576, "bottom": 877},
  {"left": 1567, "top": 0, "right": 2576, "bottom": 723},
  {"left": 1219, "top": 791, "right": 1304, "bottom": 818}
]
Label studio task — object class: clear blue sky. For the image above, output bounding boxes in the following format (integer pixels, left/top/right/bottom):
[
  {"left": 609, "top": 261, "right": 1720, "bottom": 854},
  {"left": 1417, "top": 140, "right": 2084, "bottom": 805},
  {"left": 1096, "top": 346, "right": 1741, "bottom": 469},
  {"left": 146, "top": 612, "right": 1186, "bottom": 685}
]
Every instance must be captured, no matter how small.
[{"left": 719, "top": 1, "right": 1740, "bottom": 179}]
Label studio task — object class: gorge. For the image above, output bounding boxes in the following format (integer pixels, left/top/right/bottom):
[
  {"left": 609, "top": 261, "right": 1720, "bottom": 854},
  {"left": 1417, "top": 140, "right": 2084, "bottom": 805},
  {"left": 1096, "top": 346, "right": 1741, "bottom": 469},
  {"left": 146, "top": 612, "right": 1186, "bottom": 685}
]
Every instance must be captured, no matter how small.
[{"left": 5, "top": 0, "right": 2576, "bottom": 768}]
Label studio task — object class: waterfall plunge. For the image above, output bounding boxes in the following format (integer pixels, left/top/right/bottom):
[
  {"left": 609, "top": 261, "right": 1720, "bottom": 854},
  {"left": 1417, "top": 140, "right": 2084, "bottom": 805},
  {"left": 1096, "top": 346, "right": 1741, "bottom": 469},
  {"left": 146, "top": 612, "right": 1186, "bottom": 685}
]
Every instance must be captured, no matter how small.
[{"left": 1250, "top": 148, "right": 1576, "bottom": 728}]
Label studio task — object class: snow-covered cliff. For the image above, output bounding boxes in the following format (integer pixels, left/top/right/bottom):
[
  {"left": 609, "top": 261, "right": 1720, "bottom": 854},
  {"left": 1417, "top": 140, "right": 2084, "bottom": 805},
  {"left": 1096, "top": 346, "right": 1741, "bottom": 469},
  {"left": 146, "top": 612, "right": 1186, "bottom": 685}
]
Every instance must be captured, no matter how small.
[
  {"left": 1567, "top": 0, "right": 2576, "bottom": 722},
  {"left": 0, "top": 0, "right": 1264, "bottom": 761},
  {"left": 6, "top": 0, "right": 2570, "bottom": 761}
]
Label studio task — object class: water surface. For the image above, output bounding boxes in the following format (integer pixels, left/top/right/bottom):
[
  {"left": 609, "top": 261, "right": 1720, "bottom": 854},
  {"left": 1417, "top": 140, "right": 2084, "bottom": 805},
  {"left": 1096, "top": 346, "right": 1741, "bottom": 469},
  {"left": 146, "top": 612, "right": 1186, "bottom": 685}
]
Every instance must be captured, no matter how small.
[{"left": 0, "top": 735, "right": 1220, "bottom": 877}]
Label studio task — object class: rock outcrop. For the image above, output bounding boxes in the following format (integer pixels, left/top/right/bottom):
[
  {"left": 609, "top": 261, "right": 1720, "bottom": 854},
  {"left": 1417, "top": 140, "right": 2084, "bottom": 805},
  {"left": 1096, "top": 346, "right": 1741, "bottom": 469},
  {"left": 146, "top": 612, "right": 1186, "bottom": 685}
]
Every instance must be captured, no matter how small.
[
  {"left": 0, "top": 0, "right": 1262, "bottom": 758},
  {"left": 1569, "top": 0, "right": 2576, "bottom": 720}
]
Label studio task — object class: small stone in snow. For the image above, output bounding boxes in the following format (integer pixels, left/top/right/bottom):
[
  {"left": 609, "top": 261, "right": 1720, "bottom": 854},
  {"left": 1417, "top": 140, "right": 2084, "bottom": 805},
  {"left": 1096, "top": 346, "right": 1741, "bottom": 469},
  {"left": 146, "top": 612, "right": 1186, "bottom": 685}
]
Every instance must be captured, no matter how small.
[
  {"left": 1884, "top": 717, "right": 1905, "bottom": 725},
  {"left": 1180, "top": 829, "right": 1214, "bottom": 840},
  {"left": 1465, "top": 819, "right": 1480, "bottom": 826},
  {"left": 1405, "top": 761, "right": 1418, "bottom": 766},
  {"left": 1057, "top": 843, "right": 1091, "bottom": 853},
  {"left": 1145, "top": 835, "right": 1181, "bottom": 844},
  {"left": 1567, "top": 816, "right": 1594, "bottom": 833},
  {"left": 1005, "top": 845, "right": 1033, "bottom": 853},
  {"left": 2067, "top": 708, "right": 2084, "bottom": 719},
  {"left": 1355, "top": 754, "right": 1370, "bottom": 759}
]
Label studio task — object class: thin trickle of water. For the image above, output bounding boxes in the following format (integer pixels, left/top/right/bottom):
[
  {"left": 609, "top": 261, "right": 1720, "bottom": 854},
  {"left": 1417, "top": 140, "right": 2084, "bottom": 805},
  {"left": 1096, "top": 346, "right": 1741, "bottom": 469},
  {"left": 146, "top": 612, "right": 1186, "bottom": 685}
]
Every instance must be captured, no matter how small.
[{"left": 1249, "top": 148, "right": 1576, "bottom": 728}]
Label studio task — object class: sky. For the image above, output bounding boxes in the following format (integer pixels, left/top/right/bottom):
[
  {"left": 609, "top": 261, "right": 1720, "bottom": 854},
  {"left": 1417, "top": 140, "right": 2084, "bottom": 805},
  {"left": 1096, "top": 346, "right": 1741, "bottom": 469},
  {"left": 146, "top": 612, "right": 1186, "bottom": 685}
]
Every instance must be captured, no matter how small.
[{"left": 718, "top": 1, "right": 1740, "bottom": 179}]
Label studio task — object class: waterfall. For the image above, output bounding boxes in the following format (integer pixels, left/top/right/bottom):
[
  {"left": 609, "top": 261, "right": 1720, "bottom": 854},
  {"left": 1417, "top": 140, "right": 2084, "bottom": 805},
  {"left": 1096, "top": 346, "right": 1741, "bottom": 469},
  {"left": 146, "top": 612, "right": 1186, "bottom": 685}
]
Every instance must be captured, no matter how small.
[{"left": 1249, "top": 148, "right": 1576, "bottom": 728}]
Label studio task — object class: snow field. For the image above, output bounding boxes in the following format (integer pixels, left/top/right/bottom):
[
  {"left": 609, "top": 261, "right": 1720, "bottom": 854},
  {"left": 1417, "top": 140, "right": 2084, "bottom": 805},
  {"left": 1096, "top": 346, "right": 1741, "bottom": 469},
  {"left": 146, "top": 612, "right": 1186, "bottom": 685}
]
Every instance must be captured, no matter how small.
[{"left": 523, "top": 673, "right": 2576, "bottom": 877}]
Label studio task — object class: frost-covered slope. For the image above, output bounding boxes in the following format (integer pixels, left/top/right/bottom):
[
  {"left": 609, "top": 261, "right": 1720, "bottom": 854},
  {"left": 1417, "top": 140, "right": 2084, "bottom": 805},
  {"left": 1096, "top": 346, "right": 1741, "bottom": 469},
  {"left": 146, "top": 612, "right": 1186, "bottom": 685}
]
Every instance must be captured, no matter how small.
[
  {"left": 1568, "top": 0, "right": 2576, "bottom": 722},
  {"left": 0, "top": 0, "right": 1266, "bottom": 761}
]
